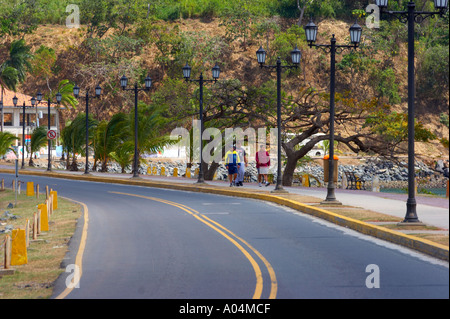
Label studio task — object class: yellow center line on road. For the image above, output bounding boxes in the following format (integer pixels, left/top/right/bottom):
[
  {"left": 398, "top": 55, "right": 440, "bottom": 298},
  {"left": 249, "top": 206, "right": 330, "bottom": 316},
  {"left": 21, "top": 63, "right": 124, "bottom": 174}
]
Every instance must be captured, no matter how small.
[{"left": 110, "top": 191, "right": 277, "bottom": 299}]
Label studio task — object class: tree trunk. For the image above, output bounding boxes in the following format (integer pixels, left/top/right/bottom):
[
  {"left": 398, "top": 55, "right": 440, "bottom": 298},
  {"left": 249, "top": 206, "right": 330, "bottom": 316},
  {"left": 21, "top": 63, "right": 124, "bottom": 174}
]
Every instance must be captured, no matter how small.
[
  {"left": 204, "top": 162, "right": 220, "bottom": 181},
  {"left": 101, "top": 158, "right": 108, "bottom": 172},
  {"left": 282, "top": 155, "right": 298, "bottom": 186},
  {"left": 71, "top": 155, "right": 78, "bottom": 171}
]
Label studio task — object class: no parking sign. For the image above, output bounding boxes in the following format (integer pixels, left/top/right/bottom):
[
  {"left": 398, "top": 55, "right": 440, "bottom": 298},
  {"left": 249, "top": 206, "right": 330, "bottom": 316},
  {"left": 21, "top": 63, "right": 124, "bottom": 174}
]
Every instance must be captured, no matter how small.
[{"left": 47, "top": 129, "right": 57, "bottom": 140}]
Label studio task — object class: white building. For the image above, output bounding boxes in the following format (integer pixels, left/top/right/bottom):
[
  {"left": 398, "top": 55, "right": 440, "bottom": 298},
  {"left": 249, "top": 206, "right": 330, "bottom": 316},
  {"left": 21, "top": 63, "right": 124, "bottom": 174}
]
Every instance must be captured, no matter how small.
[{"left": 1, "top": 88, "right": 61, "bottom": 145}]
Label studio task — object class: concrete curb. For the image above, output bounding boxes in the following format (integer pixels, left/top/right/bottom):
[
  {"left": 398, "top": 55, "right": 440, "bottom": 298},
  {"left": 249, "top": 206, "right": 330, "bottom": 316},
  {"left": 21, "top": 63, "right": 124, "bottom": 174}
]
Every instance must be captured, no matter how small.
[{"left": 1, "top": 168, "right": 448, "bottom": 262}]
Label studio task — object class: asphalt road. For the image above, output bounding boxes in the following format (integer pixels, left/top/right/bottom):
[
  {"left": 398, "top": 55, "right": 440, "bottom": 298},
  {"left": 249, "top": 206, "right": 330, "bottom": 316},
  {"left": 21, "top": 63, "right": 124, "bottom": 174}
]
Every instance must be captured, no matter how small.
[{"left": 1, "top": 173, "right": 448, "bottom": 299}]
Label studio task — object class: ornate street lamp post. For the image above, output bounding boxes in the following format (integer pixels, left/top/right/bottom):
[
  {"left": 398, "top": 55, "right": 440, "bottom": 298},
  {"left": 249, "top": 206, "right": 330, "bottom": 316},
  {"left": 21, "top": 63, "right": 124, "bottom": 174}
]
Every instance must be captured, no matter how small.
[
  {"left": 35, "top": 91, "right": 62, "bottom": 172},
  {"left": 182, "top": 63, "right": 221, "bottom": 184},
  {"left": 304, "top": 20, "right": 362, "bottom": 204},
  {"left": 256, "top": 46, "right": 302, "bottom": 193},
  {"left": 73, "top": 84, "right": 102, "bottom": 174},
  {"left": 120, "top": 74, "right": 153, "bottom": 178},
  {"left": 13, "top": 96, "right": 36, "bottom": 169},
  {"left": 373, "top": 0, "right": 448, "bottom": 223}
]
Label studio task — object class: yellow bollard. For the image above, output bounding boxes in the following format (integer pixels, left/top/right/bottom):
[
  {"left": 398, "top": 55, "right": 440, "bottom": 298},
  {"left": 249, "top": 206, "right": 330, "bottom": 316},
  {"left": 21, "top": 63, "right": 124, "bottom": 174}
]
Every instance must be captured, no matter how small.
[
  {"left": 186, "top": 169, "right": 191, "bottom": 178},
  {"left": 147, "top": 166, "right": 152, "bottom": 175},
  {"left": 152, "top": 167, "right": 157, "bottom": 175},
  {"left": 11, "top": 229, "right": 27, "bottom": 266},
  {"left": 26, "top": 182, "right": 34, "bottom": 196},
  {"left": 38, "top": 204, "right": 49, "bottom": 232},
  {"left": 302, "top": 174, "right": 310, "bottom": 187},
  {"left": 160, "top": 166, "right": 165, "bottom": 176},
  {"left": 51, "top": 190, "right": 58, "bottom": 210},
  {"left": 173, "top": 167, "right": 178, "bottom": 177}
]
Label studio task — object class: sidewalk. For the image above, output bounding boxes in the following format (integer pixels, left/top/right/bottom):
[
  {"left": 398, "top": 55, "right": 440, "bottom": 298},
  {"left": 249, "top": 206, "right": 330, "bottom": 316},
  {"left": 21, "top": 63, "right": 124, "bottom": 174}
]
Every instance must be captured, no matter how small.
[{"left": 1, "top": 164, "right": 448, "bottom": 261}]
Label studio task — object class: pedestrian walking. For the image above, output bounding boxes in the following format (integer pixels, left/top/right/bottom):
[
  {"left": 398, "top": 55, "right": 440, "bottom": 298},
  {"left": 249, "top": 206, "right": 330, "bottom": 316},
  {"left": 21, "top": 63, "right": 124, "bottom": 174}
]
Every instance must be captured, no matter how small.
[
  {"left": 256, "top": 145, "right": 270, "bottom": 187},
  {"left": 235, "top": 141, "right": 247, "bottom": 187},
  {"left": 224, "top": 145, "right": 241, "bottom": 187}
]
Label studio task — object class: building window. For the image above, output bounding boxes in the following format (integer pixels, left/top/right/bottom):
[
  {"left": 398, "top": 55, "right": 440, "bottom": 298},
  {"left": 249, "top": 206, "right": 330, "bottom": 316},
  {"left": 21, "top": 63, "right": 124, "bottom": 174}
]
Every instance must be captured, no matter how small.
[{"left": 3, "top": 113, "right": 13, "bottom": 126}]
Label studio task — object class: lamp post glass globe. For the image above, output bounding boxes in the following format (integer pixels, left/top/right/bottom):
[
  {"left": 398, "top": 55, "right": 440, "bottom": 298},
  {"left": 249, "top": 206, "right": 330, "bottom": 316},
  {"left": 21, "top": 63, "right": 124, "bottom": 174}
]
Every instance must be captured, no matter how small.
[
  {"left": 144, "top": 76, "right": 152, "bottom": 90},
  {"left": 291, "top": 46, "right": 301, "bottom": 65},
  {"left": 376, "top": 0, "right": 388, "bottom": 8},
  {"left": 36, "top": 91, "right": 43, "bottom": 102},
  {"left": 56, "top": 92, "right": 62, "bottom": 103},
  {"left": 95, "top": 85, "right": 102, "bottom": 96},
  {"left": 120, "top": 75, "right": 128, "bottom": 89},
  {"left": 182, "top": 63, "right": 192, "bottom": 80},
  {"left": 12, "top": 96, "right": 18, "bottom": 106},
  {"left": 305, "top": 19, "right": 318, "bottom": 44},
  {"left": 212, "top": 64, "right": 220, "bottom": 80},
  {"left": 349, "top": 22, "right": 362, "bottom": 45},
  {"left": 256, "top": 46, "right": 266, "bottom": 65},
  {"left": 73, "top": 84, "right": 80, "bottom": 97},
  {"left": 31, "top": 97, "right": 36, "bottom": 106},
  {"left": 434, "top": 0, "right": 448, "bottom": 9}
]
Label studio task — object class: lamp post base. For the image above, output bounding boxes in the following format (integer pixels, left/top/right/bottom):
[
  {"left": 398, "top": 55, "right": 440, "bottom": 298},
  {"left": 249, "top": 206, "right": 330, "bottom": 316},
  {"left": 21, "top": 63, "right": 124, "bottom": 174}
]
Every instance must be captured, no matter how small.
[
  {"left": 397, "top": 221, "right": 425, "bottom": 226},
  {"left": 271, "top": 186, "right": 289, "bottom": 194},
  {"left": 320, "top": 199, "right": 342, "bottom": 206}
]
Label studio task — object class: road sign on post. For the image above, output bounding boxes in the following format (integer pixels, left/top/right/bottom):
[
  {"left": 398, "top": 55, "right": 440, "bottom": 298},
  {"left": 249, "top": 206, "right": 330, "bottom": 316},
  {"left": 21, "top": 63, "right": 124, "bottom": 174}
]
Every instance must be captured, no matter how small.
[{"left": 47, "top": 130, "right": 57, "bottom": 140}]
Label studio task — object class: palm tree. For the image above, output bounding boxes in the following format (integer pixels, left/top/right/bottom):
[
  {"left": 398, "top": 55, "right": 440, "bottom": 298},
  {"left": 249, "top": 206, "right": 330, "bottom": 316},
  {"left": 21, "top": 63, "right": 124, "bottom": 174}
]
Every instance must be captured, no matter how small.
[
  {"left": 45, "top": 79, "right": 78, "bottom": 133},
  {"left": 0, "top": 65, "right": 19, "bottom": 132},
  {"left": 61, "top": 113, "right": 97, "bottom": 171},
  {"left": 127, "top": 102, "right": 174, "bottom": 173},
  {"left": 3, "top": 39, "right": 33, "bottom": 84},
  {"left": 93, "top": 113, "right": 128, "bottom": 172},
  {"left": 0, "top": 131, "right": 18, "bottom": 158},
  {"left": 109, "top": 141, "right": 134, "bottom": 173},
  {"left": 28, "top": 126, "right": 48, "bottom": 166}
]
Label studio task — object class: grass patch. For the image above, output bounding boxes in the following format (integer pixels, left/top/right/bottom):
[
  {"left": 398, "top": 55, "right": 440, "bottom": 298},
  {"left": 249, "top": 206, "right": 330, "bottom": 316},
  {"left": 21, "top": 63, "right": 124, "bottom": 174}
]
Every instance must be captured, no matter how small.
[{"left": 0, "top": 188, "right": 81, "bottom": 299}]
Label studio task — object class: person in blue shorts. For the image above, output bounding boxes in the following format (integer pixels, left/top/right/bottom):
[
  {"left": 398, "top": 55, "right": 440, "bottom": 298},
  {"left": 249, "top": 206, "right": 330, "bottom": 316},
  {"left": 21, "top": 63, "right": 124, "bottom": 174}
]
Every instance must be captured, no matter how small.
[{"left": 224, "top": 145, "right": 241, "bottom": 187}]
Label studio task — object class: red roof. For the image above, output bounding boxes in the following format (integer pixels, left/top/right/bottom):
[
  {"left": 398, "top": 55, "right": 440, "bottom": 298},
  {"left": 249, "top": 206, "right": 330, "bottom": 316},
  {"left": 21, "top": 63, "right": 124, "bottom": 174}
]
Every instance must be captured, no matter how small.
[{"left": 1, "top": 87, "right": 58, "bottom": 108}]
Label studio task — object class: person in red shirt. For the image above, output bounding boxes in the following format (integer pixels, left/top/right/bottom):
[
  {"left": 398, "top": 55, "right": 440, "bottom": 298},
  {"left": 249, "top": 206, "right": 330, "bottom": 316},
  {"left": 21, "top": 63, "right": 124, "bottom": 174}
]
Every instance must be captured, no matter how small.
[{"left": 256, "top": 144, "right": 270, "bottom": 187}]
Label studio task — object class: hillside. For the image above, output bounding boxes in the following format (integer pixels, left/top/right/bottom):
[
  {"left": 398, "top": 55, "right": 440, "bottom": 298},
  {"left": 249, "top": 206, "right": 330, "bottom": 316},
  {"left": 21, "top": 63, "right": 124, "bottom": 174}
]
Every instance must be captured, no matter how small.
[{"left": 1, "top": 2, "right": 448, "bottom": 169}]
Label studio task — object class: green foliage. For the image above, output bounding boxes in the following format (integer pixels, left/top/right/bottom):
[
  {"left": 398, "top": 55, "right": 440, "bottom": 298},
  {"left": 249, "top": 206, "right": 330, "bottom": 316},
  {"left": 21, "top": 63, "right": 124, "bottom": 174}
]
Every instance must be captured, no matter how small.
[
  {"left": 31, "top": 45, "right": 57, "bottom": 82},
  {"left": 365, "top": 110, "right": 436, "bottom": 146},
  {"left": 109, "top": 141, "right": 134, "bottom": 173},
  {"left": 29, "top": 126, "right": 48, "bottom": 166},
  {"left": 270, "top": 25, "right": 304, "bottom": 64},
  {"left": 440, "top": 113, "right": 449, "bottom": 128},
  {"left": 0, "top": 131, "right": 18, "bottom": 157},
  {"left": 4, "top": 39, "right": 33, "bottom": 83},
  {"left": 0, "top": 0, "right": 39, "bottom": 36},
  {"left": 416, "top": 45, "right": 449, "bottom": 100},
  {"left": 369, "top": 67, "right": 401, "bottom": 104}
]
